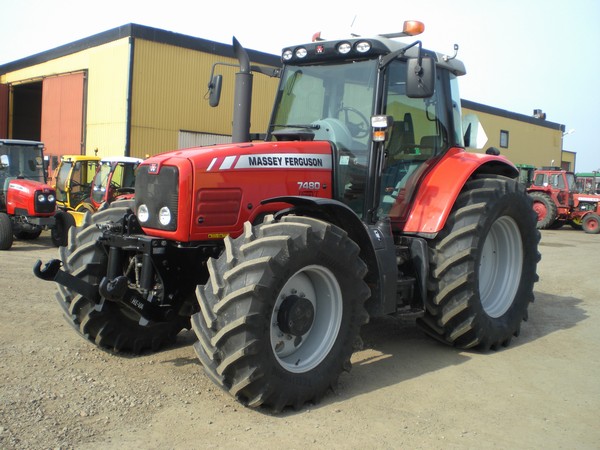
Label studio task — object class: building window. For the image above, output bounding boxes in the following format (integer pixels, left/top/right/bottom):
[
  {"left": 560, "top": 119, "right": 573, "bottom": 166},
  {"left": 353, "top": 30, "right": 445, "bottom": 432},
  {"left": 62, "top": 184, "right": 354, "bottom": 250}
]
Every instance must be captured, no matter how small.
[{"left": 500, "top": 130, "right": 509, "bottom": 148}]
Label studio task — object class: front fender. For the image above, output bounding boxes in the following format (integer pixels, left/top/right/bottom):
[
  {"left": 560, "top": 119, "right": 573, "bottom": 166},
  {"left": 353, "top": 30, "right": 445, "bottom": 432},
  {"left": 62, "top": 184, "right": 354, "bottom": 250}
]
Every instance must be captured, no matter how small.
[{"left": 403, "top": 148, "right": 518, "bottom": 235}]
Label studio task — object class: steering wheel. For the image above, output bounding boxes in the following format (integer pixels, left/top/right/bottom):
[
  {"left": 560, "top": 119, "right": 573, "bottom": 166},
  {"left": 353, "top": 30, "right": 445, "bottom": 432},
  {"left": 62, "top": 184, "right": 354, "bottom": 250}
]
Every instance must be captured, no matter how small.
[{"left": 342, "top": 106, "right": 369, "bottom": 138}]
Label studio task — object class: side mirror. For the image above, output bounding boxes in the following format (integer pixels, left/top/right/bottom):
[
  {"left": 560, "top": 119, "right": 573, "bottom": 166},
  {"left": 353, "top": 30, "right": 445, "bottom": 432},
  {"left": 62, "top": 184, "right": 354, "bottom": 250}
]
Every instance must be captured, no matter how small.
[
  {"left": 406, "top": 57, "right": 436, "bottom": 98},
  {"left": 209, "top": 74, "right": 223, "bottom": 107},
  {"left": 0, "top": 154, "right": 9, "bottom": 169}
]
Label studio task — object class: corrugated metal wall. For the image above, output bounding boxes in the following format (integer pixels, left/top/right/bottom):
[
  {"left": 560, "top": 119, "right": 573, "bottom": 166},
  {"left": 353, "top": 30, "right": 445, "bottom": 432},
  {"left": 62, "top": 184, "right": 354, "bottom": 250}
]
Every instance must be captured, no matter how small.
[
  {"left": 84, "top": 39, "right": 131, "bottom": 158},
  {"left": 130, "top": 39, "right": 278, "bottom": 159},
  {"left": 178, "top": 131, "right": 231, "bottom": 149}
]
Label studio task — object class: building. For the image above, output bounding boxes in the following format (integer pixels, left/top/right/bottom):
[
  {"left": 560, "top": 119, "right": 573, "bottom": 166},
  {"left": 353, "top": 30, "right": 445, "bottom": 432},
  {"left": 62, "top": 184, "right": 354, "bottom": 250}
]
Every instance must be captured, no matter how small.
[
  {"left": 461, "top": 100, "right": 572, "bottom": 170},
  {"left": 0, "top": 24, "right": 575, "bottom": 173},
  {"left": 0, "top": 24, "right": 280, "bottom": 174}
]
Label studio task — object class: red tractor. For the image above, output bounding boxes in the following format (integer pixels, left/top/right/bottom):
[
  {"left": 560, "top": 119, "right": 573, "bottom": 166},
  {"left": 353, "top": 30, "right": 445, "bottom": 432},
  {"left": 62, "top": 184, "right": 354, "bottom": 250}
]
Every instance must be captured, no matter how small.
[
  {"left": 571, "top": 194, "right": 600, "bottom": 234},
  {"left": 88, "top": 156, "right": 142, "bottom": 211},
  {"left": 0, "top": 139, "right": 74, "bottom": 250},
  {"left": 527, "top": 167, "right": 577, "bottom": 229},
  {"left": 35, "top": 22, "right": 540, "bottom": 411},
  {"left": 527, "top": 167, "right": 600, "bottom": 232}
]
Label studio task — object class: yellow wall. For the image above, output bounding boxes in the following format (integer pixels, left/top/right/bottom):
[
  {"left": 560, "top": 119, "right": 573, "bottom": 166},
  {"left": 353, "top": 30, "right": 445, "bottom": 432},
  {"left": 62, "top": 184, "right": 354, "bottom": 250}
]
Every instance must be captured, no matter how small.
[
  {"left": 1, "top": 38, "right": 131, "bottom": 159},
  {"left": 85, "top": 39, "right": 131, "bottom": 158},
  {"left": 462, "top": 106, "right": 564, "bottom": 168},
  {"left": 1, "top": 37, "right": 279, "bottom": 161},
  {"left": 130, "top": 39, "right": 279, "bottom": 159}
]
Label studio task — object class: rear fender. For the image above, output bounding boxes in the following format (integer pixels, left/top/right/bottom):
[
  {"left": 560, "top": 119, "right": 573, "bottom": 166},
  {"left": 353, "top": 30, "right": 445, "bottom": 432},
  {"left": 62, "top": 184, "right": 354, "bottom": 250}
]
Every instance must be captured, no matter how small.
[{"left": 403, "top": 148, "right": 518, "bottom": 235}]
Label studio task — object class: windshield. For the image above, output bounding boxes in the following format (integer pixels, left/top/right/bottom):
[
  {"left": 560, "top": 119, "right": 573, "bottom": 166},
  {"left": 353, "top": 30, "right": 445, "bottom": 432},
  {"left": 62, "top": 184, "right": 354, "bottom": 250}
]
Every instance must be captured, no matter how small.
[
  {"left": 92, "top": 163, "right": 112, "bottom": 204},
  {"left": 269, "top": 58, "right": 453, "bottom": 220},
  {"left": 270, "top": 60, "right": 376, "bottom": 215},
  {"left": 566, "top": 173, "right": 577, "bottom": 191},
  {"left": 0, "top": 144, "right": 45, "bottom": 182}
]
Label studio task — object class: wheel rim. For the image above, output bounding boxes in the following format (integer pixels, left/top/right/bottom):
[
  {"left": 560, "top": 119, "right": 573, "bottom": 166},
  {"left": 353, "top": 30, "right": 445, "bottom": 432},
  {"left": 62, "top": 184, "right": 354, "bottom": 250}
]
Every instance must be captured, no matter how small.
[
  {"left": 586, "top": 217, "right": 599, "bottom": 231},
  {"left": 479, "top": 216, "right": 523, "bottom": 318},
  {"left": 270, "top": 265, "right": 343, "bottom": 373},
  {"left": 532, "top": 202, "right": 547, "bottom": 220}
]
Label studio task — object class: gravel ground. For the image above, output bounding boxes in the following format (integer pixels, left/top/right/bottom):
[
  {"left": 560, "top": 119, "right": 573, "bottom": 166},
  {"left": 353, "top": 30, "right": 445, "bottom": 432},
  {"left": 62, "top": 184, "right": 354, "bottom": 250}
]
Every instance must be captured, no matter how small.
[{"left": 0, "top": 227, "right": 598, "bottom": 449}]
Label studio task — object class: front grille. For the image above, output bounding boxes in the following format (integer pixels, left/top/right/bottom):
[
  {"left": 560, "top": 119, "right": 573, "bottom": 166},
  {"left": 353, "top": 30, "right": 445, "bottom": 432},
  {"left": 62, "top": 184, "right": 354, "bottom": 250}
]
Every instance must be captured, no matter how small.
[
  {"left": 135, "top": 165, "right": 179, "bottom": 231},
  {"left": 34, "top": 190, "right": 56, "bottom": 214}
]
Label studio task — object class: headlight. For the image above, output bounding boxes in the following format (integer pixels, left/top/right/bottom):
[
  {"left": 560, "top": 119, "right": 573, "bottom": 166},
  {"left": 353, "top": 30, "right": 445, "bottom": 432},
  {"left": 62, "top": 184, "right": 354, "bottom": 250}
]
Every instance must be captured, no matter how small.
[
  {"left": 48, "top": 194, "right": 55, "bottom": 202},
  {"left": 337, "top": 42, "right": 352, "bottom": 54},
  {"left": 355, "top": 41, "right": 371, "bottom": 53},
  {"left": 37, "top": 194, "right": 46, "bottom": 202},
  {"left": 138, "top": 204, "right": 149, "bottom": 223},
  {"left": 295, "top": 47, "right": 307, "bottom": 58},
  {"left": 282, "top": 49, "right": 293, "bottom": 61},
  {"left": 159, "top": 206, "right": 171, "bottom": 226}
]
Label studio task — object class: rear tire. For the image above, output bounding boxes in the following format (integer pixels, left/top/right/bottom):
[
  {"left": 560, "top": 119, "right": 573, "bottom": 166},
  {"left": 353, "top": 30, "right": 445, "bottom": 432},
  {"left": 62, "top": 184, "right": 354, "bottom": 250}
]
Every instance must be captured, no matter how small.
[
  {"left": 56, "top": 200, "right": 189, "bottom": 353},
  {"left": 0, "top": 212, "right": 13, "bottom": 250},
  {"left": 192, "top": 215, "right": 369, "bottom": 411},
  {"left": 582, "top": 213, "right": 600, "bottom": 234},
  {"left": 529, "top": 191, "right": 557, "bottom": 229},
  {"left": 418, "top": 175, "right": 540, "bottom": 350}
]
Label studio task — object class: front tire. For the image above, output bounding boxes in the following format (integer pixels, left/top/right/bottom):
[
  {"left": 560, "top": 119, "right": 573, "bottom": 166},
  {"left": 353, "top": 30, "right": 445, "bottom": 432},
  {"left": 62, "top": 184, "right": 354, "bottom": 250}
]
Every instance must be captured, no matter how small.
[
  {"left": 56, "top": 200, "right": 189, "bottom": 353},
  {"left": 192, "top": 215, "right": 370, "bottom": 411},
  {"left": 0, "top": 212, "right": 13, "bottom": 250},
  {"left": 582, "top": 213, "right": 600, "bottom": 234},
  {"left": 418, "top": 175, "right": 540, "bottom": 350},
  {"left": 51, "top": 210, "right": 76, "bottom": 247}
]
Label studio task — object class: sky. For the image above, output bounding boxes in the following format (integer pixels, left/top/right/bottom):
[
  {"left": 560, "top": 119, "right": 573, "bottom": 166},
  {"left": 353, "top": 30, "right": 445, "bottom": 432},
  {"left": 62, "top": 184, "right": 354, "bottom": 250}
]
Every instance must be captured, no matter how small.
[{"left": 1, "top": 0, "right": 599, "bottom": 172}]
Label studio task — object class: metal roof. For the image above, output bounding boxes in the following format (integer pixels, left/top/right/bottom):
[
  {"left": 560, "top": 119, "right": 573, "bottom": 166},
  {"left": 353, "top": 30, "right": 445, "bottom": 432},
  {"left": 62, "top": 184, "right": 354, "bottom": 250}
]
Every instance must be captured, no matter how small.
[{"left": 0, "top": 23, "right": 281, "bottom": 75}]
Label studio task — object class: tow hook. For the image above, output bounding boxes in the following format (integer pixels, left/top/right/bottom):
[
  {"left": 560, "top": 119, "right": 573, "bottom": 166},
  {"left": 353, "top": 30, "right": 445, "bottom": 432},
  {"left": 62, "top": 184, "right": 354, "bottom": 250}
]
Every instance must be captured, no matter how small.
[{"left": 33, "top": 259, "right": 99, "bottom": 302}]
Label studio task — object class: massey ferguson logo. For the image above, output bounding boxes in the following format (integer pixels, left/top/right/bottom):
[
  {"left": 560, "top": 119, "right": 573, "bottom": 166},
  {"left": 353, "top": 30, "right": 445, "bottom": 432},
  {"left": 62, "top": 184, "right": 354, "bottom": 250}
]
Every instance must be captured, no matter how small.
[
  {"left": 207, "top": 153, "right": 332, "bottom": 171},
  {"left": 148, "top": 163, "right": 159, "bottom": 174}
]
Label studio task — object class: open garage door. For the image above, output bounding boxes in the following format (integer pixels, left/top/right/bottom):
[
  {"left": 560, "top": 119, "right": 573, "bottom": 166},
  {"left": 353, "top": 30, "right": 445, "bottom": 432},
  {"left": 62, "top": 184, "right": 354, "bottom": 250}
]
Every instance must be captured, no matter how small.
[
  {"left": 41, "top": 72, "right": 86, "bottom": 177},
  {"left": 0, "top": 83, "right": 7, "bottom": 138}
]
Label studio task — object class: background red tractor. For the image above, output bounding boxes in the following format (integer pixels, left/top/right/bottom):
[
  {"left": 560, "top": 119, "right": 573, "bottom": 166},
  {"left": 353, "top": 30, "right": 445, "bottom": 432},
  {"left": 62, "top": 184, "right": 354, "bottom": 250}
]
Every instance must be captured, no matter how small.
[
  {"left": 35, "top": 22, "right": 540, "bottom": 411},
  {"left": 526, "top": 166, "right": 600, "bottom": 232},
  {"left": 527, "top": 167, "right": 576, "bottom": 229},
  {"left": 0, "top": 139, "right": 74, "bottom": 250}
]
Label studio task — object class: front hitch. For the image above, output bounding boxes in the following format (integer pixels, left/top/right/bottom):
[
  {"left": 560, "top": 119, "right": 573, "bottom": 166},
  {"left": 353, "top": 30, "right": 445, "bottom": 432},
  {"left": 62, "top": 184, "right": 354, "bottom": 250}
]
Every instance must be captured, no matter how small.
[
  {"left": 34, "top": 260, "right": 173, "bottom": 323},
  {"left": 99, "top": 276, "right": 172, "bottom": 322},
  {"left": 34, "top": 259, "right": 100, "bottom": 302}
]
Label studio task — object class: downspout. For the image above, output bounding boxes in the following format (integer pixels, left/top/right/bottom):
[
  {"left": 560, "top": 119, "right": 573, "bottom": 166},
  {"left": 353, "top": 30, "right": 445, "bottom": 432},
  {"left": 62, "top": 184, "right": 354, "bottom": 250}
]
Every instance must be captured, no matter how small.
[{"left": 124, "top": 36, "right": 135, "bottom": 157}]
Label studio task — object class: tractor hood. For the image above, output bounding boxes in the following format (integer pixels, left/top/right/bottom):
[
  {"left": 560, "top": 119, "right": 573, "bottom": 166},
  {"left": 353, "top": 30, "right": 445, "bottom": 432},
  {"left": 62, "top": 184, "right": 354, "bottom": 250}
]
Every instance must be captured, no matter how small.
[
  {"left": 135, "top": 140, "right": 335, "bottom": 242},
  {"left": 6, "top": 178, "right": 54, "bottom": 195},
  {"left": 140, "top": 140, "right": 334, "bottom": 174},
  {"left": 5, "top": 178, "right": 56, "bottom": 216}
]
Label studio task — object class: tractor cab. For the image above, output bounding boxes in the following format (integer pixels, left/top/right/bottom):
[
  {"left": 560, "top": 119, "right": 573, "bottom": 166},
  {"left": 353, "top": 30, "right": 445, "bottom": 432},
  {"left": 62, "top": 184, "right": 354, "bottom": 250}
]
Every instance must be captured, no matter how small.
[
  {"left": 263, "top": 21, "right": 466, "bottom": 226},
  {"left": 53, "top": 155, "right": 101, "bottom": 212},
  {"left": 90, "top": 156, "right": 142, "bottom": 209},
  {"left": 0, "top": 140, "right": 48, "bottom": 201}
]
